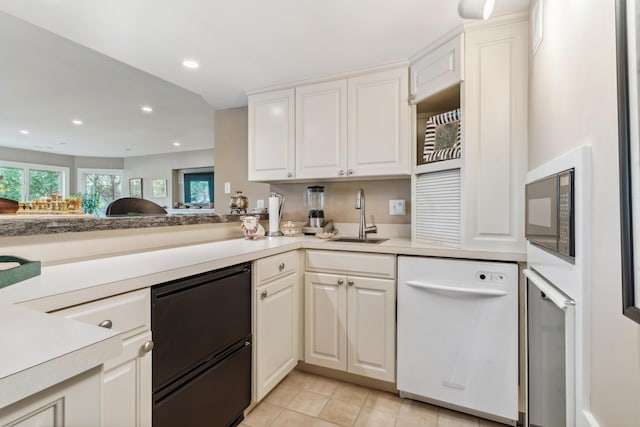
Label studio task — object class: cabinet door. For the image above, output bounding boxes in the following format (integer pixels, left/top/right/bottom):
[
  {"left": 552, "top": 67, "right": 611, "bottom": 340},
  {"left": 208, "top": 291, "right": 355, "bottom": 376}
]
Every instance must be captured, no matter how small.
[
  {"left": 410, "top": 34, "right": 464, "bottom": 103},
  {"left": 296, "top": 80, "right": 348, "bottom": 179},
  {"left": 347, "top": 67, "right": 410, "bottom": 177},
  {"left": 255, "top": 274, "right": 298, "bottom": 402},
  {"left": 462, "top": 20, "right": 528, "bottom": 253},
  {"left": 304, "top": 272, "right": 347, "bottom": 371},
  {"left": 102, "top": 331, "right": 152, "bottom": 427},
  {"left": 248, "top": 89, "right": 295, "bottom": 181},
  {"left": 346, "top": 276, "right": 396, "bottom": 382},
  {"left": 53, "top": 289, "right": 152, "bottom": 427},
  {"left": 0, "top": 368, "right": 101, "bottom": 427}
]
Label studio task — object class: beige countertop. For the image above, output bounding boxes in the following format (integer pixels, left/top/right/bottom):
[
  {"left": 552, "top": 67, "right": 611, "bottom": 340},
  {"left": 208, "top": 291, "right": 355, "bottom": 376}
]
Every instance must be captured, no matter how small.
[{"left": 0, "top": 235, "right": 524, "bottom": 409}]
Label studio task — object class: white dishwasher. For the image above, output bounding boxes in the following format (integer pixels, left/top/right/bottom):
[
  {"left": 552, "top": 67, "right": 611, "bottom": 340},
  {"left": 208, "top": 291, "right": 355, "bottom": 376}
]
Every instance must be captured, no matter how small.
[{"left": 397, "top": 256, "right": 518, "bottom": 424}]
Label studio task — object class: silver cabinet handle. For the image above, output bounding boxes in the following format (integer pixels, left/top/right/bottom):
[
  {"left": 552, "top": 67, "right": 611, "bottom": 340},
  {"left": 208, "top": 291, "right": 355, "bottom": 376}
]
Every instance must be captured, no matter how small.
[
  {"left": 287, "top": 172, "right": 293, "bottom": 178},
  {"left": 347, "top": 279, "right": 354, "bottom": 286},
  {"left": 347, "top": 169, "right": 354, "bottom": 175},
  {"left": 261, "top": 290, "right": 268, "bottom": 299},
  {"left": 338, "top": 170, "right": 345, "bottom": 176},
  {"left": 279, "top": 263, "right": 285, "bottom": 271},
  {"left": 337, "top": 279, "right": 344, "bottom": 285},
  {"left": 142, "top": 340, "right": 154, "bottom": 353},
  {"left": 99, "top": 320, "right": 113, "bottom": 329}
]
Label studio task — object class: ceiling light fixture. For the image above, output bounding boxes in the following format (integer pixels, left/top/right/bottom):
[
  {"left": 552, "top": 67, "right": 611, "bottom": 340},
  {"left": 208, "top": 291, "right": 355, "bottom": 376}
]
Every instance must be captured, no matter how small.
[
  {"left": 141, "top": 105, "right": 153, "bottom": 113},
  {"left": 457, "top": 0, "right": 495, "bottom": 20},
  {"left": 124, "top": 148, "right": 133, "bottom": 152},
  {"left": 172, "top": 141, "right": 181, "bottom": 147},
  {"left": 72, "top": 119, "right": 83, "bottom": 125},
  {"left": 19, "top": 129, "right": 29, "bottom": 135},
  {"left": 182, "top": 59, "right": 199, "bottom": 69}
]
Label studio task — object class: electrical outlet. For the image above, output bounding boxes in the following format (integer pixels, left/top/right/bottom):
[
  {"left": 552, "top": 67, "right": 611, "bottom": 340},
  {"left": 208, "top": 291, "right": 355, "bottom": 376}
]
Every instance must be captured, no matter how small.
[
  {"left": 224, "top": 182, "right": 231, "bottom": 194},
  {"left": 389, "top": 199, "right": 406, "bottom": 215}
]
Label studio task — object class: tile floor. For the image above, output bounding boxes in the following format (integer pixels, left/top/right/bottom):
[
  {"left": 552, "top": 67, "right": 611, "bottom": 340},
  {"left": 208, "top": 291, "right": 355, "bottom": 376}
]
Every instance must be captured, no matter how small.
[{"left": 241, "top": 370, "right": 508, "bottom": 427}]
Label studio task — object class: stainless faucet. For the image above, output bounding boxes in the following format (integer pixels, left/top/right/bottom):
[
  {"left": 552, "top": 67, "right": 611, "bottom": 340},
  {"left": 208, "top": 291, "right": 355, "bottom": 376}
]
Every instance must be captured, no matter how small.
[{"left": 355, "top": 188, "right": 377, "bottom": 239}]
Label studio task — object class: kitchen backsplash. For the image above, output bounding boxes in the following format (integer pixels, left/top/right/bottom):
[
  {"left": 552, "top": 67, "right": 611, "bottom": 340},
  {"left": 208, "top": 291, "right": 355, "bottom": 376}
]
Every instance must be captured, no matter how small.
[{"left": 271, "top": 179, "right": 411, "bottom": 225}]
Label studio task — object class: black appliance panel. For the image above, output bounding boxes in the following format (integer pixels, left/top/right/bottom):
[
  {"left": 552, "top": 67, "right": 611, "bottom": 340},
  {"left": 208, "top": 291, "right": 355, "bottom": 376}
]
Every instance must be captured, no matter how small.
[
  {"left": 153, "top": 340, "right": 251, "bottom": 427},
  {"left": 152, "top": 263, "right": 251, "bottom": 391}
]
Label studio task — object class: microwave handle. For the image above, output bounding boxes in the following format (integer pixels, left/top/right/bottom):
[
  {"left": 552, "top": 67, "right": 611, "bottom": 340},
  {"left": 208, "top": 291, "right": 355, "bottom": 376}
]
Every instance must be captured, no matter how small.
[{"left": 524, "top": 269, "right": 574, "bottom": 310}]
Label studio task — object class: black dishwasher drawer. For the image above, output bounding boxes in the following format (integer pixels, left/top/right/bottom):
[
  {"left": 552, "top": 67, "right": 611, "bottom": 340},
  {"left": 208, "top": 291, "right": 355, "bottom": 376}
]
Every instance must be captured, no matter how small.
[
  {"left": 152, "top": 262, "right": 251, "bottom": 391},
  {"left": 153, "top": 339, "right": 251, "bottom": 427}
]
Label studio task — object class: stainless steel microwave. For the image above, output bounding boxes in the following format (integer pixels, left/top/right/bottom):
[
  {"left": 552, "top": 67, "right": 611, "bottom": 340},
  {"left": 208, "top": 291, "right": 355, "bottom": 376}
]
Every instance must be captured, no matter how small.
[{"left": 525, "top": 169, "right": 575, "bottom": 259}]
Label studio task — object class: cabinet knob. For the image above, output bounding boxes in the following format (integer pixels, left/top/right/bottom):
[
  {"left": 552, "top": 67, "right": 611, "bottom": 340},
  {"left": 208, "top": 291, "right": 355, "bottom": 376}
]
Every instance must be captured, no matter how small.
[
  {"left": 261, "top": 290, "right": 268, "bottom": 299},
  {"left": 279, "top": 263, "right": 285, "bottom": 271},
  {"left": 98, "top": 319, "right": 113, "bottom": 329},
  {"left": 338, "top": 170, "right": 345, "bottom": 176},
  {"left": 142, "top": 340, "right": 154, "bottom": 353},
  {"left": 337, "top": 279, "right": 344, "bottom": 285},
  {"left": 347, "top": 279, "right": 354, "bottom": 286},
  {"left": 347, "top": 169, "right": 354, "bottom": 175},
  {"left": 287, "top": 172, "right": 293, "bottom": 178}
]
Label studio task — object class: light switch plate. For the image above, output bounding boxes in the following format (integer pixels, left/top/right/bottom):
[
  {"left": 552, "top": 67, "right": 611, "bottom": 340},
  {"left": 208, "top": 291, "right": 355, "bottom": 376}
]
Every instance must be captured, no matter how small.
[
  {"left": 256, "top": 199, "right": 264, "bottom": 209},
  {"left": 389, "top": 200, "right": 406, "bottom": 215},
  {"left": 224, "top": 182, "right": 231, "bottom": 194}
]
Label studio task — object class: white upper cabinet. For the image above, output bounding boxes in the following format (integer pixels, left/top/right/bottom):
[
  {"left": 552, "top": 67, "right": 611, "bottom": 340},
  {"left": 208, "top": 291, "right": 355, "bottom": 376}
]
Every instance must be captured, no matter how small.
[
  {"left": 295, "top": 80, "right": 348, "bottom": 179},
  {"left": 410, "top": 34, "right": 464, "bottom": 104},
  {"left": 248, "top": 89, "right": 295, "bottom": 181},
  {"left": 462, "top": 19, "right": 528, "bottom": 253},
  {"left": 248, "top": 65, "right": 410, "bottom": 181},
  {"left": 348, "top": 67, "right": 411, "bottom": 177}
]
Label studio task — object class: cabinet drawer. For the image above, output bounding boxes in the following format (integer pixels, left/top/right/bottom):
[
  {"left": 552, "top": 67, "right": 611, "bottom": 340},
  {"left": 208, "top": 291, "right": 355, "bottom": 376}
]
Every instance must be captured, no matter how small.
[
  {"left": 306, "top": 250, "right": 395, "bottom": 279},
  {"left": 255, "top": 251, "right": 299, "bottom": 285},
  {"left": 411, "top": 34, "right": 463, "bottom": 103},
  {"left": 53, "top": 288, "right": 149, "bottom": 336}
]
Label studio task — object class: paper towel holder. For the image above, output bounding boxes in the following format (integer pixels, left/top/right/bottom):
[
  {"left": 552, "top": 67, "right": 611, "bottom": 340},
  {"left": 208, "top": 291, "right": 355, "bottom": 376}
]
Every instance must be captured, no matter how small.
[{"left": 266, "top": 192, "right": 285, "bottom": 237}]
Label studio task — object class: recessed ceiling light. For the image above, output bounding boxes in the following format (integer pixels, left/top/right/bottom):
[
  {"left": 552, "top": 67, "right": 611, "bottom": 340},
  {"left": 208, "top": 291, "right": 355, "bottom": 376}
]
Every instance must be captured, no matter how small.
[
  {"left": 182, "top": 59, "right": 199, "bottom": 69},
  {"left": 141, "top": 105, "right": 153, "bottom": 113},
  {"left": 172, "top": 141, "right": 181, "bottom": 147},
  {"left": 124, "top": 148, "right": 133, "bottom": 152},
  {"left": 59, "top": 142, "right": 67, "bottom": 145},
  {"left": 72, "top": 119, "right": 83, "bottom": 125},
  {"left": 19, "top": 129, "right": 29, "bottom": 135}
]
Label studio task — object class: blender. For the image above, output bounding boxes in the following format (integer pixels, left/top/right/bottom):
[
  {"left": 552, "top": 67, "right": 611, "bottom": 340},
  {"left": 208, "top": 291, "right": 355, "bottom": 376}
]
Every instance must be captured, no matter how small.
[{"left": 302, "top": 185, "right": 334, "bottom": 235}]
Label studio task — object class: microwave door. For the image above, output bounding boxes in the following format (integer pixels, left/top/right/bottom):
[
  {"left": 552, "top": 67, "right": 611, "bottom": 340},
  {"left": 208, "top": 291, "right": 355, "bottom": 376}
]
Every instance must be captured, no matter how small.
[{"left": 526, "top": 175, "right": 559, "bottom": 252}]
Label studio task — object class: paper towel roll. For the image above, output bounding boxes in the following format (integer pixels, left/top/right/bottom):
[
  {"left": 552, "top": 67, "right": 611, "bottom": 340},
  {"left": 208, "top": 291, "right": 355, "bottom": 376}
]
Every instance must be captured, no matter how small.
[{"left": 268, "top": 196, "right": 280, "bottom": 234}]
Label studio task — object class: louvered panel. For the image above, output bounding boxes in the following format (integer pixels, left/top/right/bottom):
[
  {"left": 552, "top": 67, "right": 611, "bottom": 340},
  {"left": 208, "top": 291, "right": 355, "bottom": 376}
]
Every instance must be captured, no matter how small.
[{"left": 415, "top": 169, "right": 461, "bottom": 247}]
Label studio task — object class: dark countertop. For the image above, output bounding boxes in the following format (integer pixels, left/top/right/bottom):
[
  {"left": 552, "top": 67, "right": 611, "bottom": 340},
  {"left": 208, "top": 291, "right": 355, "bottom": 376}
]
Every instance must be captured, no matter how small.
[{"left": 0, "top": 213, "right": 264, "bottom": 237}]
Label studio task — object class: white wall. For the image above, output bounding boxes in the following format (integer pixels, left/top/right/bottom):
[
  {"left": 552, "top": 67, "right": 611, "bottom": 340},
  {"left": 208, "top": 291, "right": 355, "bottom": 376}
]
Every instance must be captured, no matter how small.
[
  {"left": 1, "top": 146, "right": 124, "bottom": 193},
  {"left": 528, "top": 0, "right": 640, "bottom": 424},
  {"left": 123, "top": 149, "right": 214, "bottom": 208}
]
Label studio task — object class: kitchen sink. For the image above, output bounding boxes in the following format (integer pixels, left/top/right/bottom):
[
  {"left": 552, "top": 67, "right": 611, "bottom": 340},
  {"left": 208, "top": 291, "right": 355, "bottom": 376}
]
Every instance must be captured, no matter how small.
[{"left": 329, "top": 237, "right": 388, "bottom": 244}]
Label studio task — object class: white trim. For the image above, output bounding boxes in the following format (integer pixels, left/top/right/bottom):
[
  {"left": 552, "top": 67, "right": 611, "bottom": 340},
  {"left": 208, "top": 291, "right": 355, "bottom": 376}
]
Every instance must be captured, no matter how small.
[{"left": 245, "top": 60, "right": 409, "bottom": 96}]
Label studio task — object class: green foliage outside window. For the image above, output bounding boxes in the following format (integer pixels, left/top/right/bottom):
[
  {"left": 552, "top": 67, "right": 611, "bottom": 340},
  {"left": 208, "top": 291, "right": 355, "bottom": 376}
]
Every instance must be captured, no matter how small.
[
  {"left": 29, "top": 169, "right": 61, "bottom": 199},
  {"left": 0, "top": 167, "right": 23, "bottom": 201}
]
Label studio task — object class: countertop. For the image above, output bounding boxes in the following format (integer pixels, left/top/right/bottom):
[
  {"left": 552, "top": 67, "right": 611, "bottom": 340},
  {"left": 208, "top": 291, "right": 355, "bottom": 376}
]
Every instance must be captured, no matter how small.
[
  {"left": 0, "top": 235, "right": 524, "bottom": 409},
  {"left": 0, "top": 212, "right": 251, "bottom": 237}
]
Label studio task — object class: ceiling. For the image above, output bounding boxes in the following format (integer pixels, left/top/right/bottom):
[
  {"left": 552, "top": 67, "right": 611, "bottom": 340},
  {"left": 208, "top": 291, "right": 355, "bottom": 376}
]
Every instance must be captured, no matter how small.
[{"left": 0, "top": 0, "right": 529, "bottom": 158}]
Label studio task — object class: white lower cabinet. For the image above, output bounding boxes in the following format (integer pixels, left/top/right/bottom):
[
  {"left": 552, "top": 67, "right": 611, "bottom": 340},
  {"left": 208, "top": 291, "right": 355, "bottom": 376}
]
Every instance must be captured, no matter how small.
[
  {"left": 0, "top": 368, "right": 101, "bottom": 427},
  {"left": 52, "top": 288, "right": 152, "bottom": 427},
  {"left": 304, "top": 251, "right": 396, "bottom": 382},
  {"left": 254, "top": 251, "right": 300, "bottom": 402}
]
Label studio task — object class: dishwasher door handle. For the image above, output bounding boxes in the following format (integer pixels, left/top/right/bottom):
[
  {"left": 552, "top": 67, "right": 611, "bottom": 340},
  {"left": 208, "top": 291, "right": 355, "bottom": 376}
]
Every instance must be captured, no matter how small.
[{"left": 405, "top": 280, "right": 507, "bottom": 297}]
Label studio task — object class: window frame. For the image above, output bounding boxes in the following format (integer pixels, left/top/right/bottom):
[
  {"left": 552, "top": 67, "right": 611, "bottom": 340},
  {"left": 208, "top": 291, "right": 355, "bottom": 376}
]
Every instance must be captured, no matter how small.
[{"left": 0, "top": 160, "right": 70, "bottom": 201}]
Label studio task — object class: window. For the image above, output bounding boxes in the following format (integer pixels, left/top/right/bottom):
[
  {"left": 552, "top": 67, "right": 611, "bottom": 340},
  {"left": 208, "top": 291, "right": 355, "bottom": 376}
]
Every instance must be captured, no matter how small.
[
  {"left": 77, "top": 169, "right": 123, "bottom": 216},
  {"left": 0, "top": 161, "right": 69, "bottom": 201},
  {"left": 184, "top": 172, "right": 214, "bottom": 205}
]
